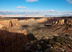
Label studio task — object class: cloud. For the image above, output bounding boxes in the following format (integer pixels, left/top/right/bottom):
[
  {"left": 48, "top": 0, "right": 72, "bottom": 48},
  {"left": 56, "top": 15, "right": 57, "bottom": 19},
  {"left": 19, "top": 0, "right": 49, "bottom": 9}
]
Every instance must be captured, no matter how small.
[
  {"left": 0, "top": 10, "right": 72, "bottom": 17},
  {"left": 16, "top": 6, "right": 26, "bottom": 9},
  {"left": 67, "top": 0, "right": 72, "bottom": 4},
  {"left": 0, "top": 14, "right": 43, "bottom": 17},
  {"left": 48, "top": 10, "right": 60, "bottom": 13},
  {"left": 26, "top": 0, "right": 38, "bottom": 2},
  {"left": 49, "top": 10, "right": 55, "bottom": 12}
]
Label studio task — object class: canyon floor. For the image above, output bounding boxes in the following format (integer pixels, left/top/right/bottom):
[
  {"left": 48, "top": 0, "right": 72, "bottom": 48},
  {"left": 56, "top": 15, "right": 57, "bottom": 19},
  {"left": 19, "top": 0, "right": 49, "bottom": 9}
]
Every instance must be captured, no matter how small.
[{"left": 0, "top": 17, "right": 72, "bottom": 52}]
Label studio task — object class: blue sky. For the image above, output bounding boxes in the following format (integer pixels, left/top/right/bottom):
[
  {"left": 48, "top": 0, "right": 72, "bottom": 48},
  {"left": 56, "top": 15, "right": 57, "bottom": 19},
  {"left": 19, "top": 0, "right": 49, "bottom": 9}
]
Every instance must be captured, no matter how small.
[{"left": 0, "top": 0, "right": 72, "bottom": 17}]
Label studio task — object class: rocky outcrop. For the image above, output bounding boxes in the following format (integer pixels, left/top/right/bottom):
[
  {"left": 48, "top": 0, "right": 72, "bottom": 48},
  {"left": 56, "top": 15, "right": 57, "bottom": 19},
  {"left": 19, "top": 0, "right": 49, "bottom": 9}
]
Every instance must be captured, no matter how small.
[
  {"left": 0, "top": 20, "right": 11, "bottom": 27},
  {"left": 53, "top": 19, "right": 72, "bottom": 32},
  {"left": 0, "top": 24, "right": 3, "bottom": 29},
  {"left": 54, "top": 19, "right": 72, "bottom": 25},
  {"left": 55, "top": 19, "right": 65, "bottom": 25},
  {"left": 19, "top": 18, "right": 48, "bottom": 24},
  {"left": 0, "top": 16, "right": 4, "bottom": 18},
  {"left": 10, "top": 19, "right": 19, "bottom": 27},
  {"left": 22, "top": 29, "right": 28, "bottom": 35},
  {"left": 19, "top": 18, "right": 37, "bottom": 26},
  {"left": 36, "top": 18, "right": 47, "bottom": 23},
  {"left": 0, "top": 19, "right": 20, "bottom": 28}
]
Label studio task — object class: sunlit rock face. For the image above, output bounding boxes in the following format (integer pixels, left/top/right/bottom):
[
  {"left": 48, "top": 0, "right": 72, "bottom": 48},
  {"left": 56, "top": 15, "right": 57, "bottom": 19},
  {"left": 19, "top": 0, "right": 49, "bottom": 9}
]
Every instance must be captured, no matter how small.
[
  {"left": 22, "top": 29, "right": 28, "bottom": 35},
  {"left": 54, "top": 19, "right": 65, "bottom": 25},
  {"left": 0, "top": 20, "right": 11, "bottom": 27},
  {"left": 58, "top": 19, "right": 65, "bottom": 25},
  {"left": 54, "top": 19, "right": 72, "bottom": 25},
  {"left": 19, "top": 18, "right": 48, "bottom": 24},
  {"left": 0, "top": 16, "right": 4, "bottom": 18},
  {"left": 36, "top": 18, "right": 47, "bottom": 23},
  {"left": 10, "top": 19, "right": 19, "bottom": 27},
  {"left": 0, "top": 19, "right": 19, "bottom": 28},
  {"left": 19, "top": 18, "right": 37, "bottom": 26},
  {"left": 0, "top": 24, "right": 3, "bottom": 29}
]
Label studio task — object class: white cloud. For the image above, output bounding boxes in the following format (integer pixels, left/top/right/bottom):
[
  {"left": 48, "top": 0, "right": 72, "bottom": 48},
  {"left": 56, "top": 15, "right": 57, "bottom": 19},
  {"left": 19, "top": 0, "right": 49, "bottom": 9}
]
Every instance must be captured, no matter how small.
[
  {"left": 67, "top": 0, "right": 72, "bottom": 4},
  {"left": 49, "top": 10, "right": 55, "bottom": 12},
  {"left": 0, "top": 14, "right": 43, "bottom": 17},
  {"left": 0, "top": 10, "right": 72, "bottom": 17},
  {"left": 26, "top": 0, "right": 38, "bottom": 2},
  {"left": 16, "top": 6, "right": 26, "bottom": 9}
]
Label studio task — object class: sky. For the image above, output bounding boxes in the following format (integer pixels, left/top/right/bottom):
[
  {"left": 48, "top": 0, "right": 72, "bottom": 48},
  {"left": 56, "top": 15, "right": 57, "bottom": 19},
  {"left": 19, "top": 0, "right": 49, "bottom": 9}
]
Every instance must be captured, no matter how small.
[{"left": 0, "top": 0, "right": 72, "bottom": 17}]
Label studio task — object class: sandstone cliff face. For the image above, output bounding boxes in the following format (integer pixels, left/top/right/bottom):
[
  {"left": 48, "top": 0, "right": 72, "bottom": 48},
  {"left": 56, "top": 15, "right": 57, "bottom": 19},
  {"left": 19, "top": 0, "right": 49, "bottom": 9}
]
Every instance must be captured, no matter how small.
[
  {"left": 54, "top": 19, "right": 72, "bottom": 26},
  {"left": 19, "top": 18, "right": 35, "bottom": 22},
  {"left": 0, "top": 24, "right": 3, "bottom": 29},
  {"left": 10, "top": 19, "right": 19, "bottom": 27},
  {"left": 21, "top": 29, "right": 28, "bottom": 35},
  {"left": 19, "top": 18, "right": 48, "bottom": 27},
  {"left": 0, "top": 19, "right": 19, "bottom": 28},
  {"left": 36, "top": 18, "right": 47, "bottom": 23},
  {"left": 19, "top": 18, "right": 37, "bottom": 26},
  {"left": 0, "top": 20, "right": 11, "bottom": 27},
  {"left": 19, "top": 18, "right": 48, "bottom": 24},
  {"left": 0, "top": 16, "right": 4, "bottom": 18},
  {"left": 58, "top": 19, "right": 65, "bottom": 25},
  {"left": 54, "top": 19, "right": 65, "bottom": 25}
]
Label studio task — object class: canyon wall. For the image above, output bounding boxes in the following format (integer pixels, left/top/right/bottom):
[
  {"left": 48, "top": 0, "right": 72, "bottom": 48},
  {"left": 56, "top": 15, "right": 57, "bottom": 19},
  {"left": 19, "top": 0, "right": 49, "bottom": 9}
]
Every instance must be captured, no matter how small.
[
  {"left": 55, "top": 19, "right": 65, "bottom": 25},
  {"left": 0, "top": 19, "right": 19, "bottom": 28}
]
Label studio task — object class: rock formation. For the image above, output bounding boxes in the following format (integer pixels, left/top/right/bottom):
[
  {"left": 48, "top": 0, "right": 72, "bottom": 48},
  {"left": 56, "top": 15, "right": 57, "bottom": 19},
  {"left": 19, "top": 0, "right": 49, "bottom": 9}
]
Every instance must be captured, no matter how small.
[
  {"left": 19, "top": 18, "right": 37, "bottom": 26},
  {"left": 0, "top": 16, "right": 4, "bottom": 18},
  {"left": 36, "top": 18, "right": 47, "bottom": 23},
  {"left": 10, "top": 19, "right": 19, "bottom": 27},
  {"left": 0, "top": 24, "right": 3, "bottom": 29},
  {"left": 55, "top": 19, "right": 65, "bottom": 25},
  {"left": 22, "top": 29, "right": 28, "bottom": 35},
  {"left": 0, "top": 19, "right": 19, "bottom": 28}
]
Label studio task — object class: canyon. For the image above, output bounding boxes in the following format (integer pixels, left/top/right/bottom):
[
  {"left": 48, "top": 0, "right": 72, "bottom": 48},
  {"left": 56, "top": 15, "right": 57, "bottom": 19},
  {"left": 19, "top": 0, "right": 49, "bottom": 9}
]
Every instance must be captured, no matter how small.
[{"left": 0, "top": 17, "right": 72, "bottom": 52}]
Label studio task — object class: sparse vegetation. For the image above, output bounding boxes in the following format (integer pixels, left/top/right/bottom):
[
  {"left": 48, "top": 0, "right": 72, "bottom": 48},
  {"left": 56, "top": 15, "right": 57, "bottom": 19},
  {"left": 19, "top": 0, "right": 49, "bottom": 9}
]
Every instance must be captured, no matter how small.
[{"left": 24, "top": 34, "right": 72, "bottom": 52}]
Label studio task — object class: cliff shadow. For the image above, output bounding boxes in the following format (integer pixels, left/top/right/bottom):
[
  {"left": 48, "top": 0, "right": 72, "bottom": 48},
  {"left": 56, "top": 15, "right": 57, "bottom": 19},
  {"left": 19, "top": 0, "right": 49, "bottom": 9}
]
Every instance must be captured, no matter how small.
[{"left": 0, "top": 30, "right": 36, "bottom": 52}]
